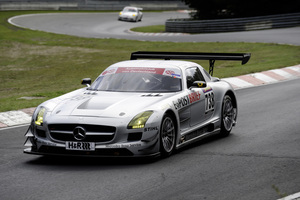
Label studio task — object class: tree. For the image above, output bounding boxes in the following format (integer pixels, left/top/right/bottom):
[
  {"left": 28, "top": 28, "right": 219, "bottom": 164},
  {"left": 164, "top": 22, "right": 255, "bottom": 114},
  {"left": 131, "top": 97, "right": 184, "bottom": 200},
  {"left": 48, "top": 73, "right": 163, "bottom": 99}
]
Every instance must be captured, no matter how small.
[{"left": 182, "top": 0, "right": 300, "bottom": 19}]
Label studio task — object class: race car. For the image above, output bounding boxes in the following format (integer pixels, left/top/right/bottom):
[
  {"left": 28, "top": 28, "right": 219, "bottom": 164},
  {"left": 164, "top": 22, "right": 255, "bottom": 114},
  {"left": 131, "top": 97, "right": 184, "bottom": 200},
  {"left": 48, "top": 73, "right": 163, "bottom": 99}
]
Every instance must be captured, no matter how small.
[
  {"left": 24, "top": 51, "right": 251, "bottom": 158},
  {"left": 118, "top": 6, "right": 143, "bottom": 22}
]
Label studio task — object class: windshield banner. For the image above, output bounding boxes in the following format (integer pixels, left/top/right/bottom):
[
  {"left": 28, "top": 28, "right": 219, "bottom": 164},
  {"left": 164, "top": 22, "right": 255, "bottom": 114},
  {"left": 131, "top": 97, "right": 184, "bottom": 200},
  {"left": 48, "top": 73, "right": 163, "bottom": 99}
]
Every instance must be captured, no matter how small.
[{"left": 101, "top": 67, "right": 181, "bottom": 78}]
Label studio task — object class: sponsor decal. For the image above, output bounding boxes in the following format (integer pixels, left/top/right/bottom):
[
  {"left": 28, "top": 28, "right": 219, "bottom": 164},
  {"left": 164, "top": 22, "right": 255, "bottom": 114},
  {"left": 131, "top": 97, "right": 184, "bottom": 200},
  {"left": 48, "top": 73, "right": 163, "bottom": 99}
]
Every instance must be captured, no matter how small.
[
  {"left": 173, "top": 95, "right": 190, "bottom": 110},
  {"left": 116, "top": 67, "right": 165, "bottom": 74},
  {"left": 173, "top": 91, "right": 201, "bottom": 110},
  {"left": 163, "top": 68, "right": 182, "bottom": 78},
  {"left": 164, "top": 70, "right": 175, "bottom": 75},
  {"left": 105, "top": 143, "right": 142, "bottom": 148},
  {"left": 101, "top": 68, "right": 116, "bottom": 76},
  {"left": 171, "top": 73, "right": 181, "bottom": 78},
  {"left": 188, "top": 91, "right": 201, "bottom": 104},
  {"left": 202, "top": 86, "right": 212, "bottom": 93},
  {"left": 101, "top": 67, "right": 182, "bottom": 78},
  {"left": 66, "top": 141, "right": 95, "bottom": 151},
  {"left": 144, "top": 127, "right": 159, "bottom": 132}
]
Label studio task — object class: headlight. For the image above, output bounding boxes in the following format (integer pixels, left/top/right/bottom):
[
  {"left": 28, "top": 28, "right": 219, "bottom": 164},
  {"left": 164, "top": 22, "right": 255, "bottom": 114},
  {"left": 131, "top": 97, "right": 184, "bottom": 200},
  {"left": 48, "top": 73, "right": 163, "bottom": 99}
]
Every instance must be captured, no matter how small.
[
  {"left": 119, "top": 12, "right": 122, "bottom": 15},
  {"left": 132, "top": 14, "right": 136, "bottom": 17},
  {"left": 35, "top": 107, "right": 46, "bottom": 126},
  {"left": 128, "top": 111, "right": 153, "bottom": 129}
]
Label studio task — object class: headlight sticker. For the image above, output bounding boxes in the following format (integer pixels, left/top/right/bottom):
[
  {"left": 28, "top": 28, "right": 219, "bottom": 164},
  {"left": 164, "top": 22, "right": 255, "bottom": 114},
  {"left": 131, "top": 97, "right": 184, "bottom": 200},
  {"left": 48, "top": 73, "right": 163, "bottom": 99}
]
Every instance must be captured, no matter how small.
[
  {"left": 128, "top": 111, "right": 154, "bottom": 129},
  {"left": 35, "top": 107, "right": 46, "bottom": 126}
]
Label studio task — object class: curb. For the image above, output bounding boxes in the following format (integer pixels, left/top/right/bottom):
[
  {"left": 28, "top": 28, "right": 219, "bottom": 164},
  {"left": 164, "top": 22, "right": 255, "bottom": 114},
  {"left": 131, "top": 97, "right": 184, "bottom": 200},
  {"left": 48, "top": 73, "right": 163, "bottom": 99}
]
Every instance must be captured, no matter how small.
[
  {"left": 0, "top": 64, "right": 299, "bottom": 129},
  {"left": 127, "top": 29, "right": 188, "bottom": 36},
  {"left": 223, "top": 64, "right": 300, "bottom": 90},
  {"left": 0, "top": 107, "right": 35, "bottom": 129}
]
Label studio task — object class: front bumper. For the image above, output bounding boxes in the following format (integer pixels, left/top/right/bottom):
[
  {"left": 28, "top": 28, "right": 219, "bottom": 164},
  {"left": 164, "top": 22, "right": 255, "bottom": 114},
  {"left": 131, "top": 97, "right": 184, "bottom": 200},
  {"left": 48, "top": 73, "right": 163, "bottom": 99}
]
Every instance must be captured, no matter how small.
[
  {"left": 24, "top": 134, "right": 160, "bottom": 157},
  {"left": 118, "top": 16, "right": 136, "bottom": 22},
  {"left": 24, "top": 115, "right": 161, "bottom": 157},
  {"left": 24, "top": 146, "right": 160, "bottom": 158}
]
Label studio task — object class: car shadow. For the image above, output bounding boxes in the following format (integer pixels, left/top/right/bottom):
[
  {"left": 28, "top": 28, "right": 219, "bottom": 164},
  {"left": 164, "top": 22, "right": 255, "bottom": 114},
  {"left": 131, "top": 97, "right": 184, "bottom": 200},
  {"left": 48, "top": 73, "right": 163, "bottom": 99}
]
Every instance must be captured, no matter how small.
[
  {"left": 175, "top": 132, "right": 234, "bottom": 155},
  {"left": 25, "top": 154, "right": 160, "bottom": 166}
]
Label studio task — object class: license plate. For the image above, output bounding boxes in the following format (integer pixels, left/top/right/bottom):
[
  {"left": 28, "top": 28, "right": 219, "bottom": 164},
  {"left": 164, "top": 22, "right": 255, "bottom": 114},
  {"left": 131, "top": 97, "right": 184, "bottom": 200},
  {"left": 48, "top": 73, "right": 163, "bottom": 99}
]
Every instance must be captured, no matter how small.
[{"left": 66, "top": 141, "right": 95, "bottom": 151}]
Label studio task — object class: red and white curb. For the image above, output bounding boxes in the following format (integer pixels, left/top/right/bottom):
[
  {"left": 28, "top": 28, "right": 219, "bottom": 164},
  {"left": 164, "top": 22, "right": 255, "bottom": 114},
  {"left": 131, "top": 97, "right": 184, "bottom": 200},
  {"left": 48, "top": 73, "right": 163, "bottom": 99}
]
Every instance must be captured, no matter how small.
[
  {"left": 133, "top": 32, "right": 187, "bottom": 36},
  {"left": 0, "top": 65, "right": 300, "bottom": 129},
  {"left": 222, "top": 65, "right": 300, "bottom": 90},
  {"left": 0, "top": 108, "right": 35, "bottom": 129},
  {"left": 127, "top": 29, "right": 187, "bottom": 36}
]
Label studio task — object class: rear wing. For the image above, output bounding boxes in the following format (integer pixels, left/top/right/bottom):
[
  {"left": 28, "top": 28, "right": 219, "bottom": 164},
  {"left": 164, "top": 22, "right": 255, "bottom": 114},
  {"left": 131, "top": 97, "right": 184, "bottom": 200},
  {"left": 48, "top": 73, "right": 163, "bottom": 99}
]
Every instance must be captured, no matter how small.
[{"left": 130, "top": 51, "right": 251, "bottom": 76}]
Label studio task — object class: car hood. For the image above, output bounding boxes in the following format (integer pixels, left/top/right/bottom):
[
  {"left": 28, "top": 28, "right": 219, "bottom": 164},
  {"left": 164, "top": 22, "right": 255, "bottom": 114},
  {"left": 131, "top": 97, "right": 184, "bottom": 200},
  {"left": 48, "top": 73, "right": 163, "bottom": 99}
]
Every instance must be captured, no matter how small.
[{"left": 47, "top": 89, "right": 173, "bottom": 118}]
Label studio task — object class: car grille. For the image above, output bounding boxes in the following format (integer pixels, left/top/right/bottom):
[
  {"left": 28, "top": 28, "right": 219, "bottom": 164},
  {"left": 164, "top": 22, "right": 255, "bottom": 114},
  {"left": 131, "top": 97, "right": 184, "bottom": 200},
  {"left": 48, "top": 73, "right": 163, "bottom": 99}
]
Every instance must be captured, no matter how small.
[{"left": 48, "top": 124, "right": 116, "bottom": 143}]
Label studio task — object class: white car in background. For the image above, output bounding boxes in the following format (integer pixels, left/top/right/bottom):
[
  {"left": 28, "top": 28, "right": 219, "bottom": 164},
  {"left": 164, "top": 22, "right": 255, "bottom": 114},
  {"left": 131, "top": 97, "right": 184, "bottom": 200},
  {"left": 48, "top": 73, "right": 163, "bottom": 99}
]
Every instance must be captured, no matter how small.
[{"left": 118, "top": 6, "right": 143, "bottom": 22}]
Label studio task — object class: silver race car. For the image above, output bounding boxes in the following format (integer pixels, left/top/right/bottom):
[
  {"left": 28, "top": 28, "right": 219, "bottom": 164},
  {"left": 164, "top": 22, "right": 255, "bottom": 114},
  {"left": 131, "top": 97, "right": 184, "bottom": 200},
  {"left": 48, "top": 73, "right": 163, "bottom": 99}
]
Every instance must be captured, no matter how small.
[
  {"left": 118, "top": 6, "right": 143, "bottom": 22},
  {"left": 24, "top": 51, "right": 251, "bottom": 158}
]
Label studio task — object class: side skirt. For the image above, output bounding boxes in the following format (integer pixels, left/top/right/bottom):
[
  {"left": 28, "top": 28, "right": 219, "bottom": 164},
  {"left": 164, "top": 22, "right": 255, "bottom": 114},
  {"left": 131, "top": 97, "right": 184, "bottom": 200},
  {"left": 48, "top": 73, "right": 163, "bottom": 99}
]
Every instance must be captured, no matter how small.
[{"left": 176, "top": 124, "right": 221, "bottom": 149}]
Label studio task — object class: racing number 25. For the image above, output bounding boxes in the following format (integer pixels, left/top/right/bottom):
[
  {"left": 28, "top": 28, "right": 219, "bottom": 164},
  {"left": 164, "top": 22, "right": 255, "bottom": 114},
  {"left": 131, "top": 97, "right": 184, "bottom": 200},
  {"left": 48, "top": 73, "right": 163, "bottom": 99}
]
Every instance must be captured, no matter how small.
[{"left": 205, "top": 91, "right": 214, "bottom": 113}]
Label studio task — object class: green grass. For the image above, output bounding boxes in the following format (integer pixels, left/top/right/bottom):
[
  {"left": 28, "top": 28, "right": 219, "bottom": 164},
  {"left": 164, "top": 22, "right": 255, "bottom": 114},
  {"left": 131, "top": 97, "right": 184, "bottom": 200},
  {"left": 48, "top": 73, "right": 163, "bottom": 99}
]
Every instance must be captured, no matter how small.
[{"left": 0, "top": 11, "right": 299, "bottom": 112}]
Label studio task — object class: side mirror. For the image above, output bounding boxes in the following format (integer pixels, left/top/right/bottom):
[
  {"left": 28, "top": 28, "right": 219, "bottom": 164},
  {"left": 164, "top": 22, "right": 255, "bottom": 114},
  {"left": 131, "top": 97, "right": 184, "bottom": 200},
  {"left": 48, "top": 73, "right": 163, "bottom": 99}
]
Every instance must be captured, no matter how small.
[
  {"left": 81, "top": 78, "right": 91, "bottom": 87},
  {"left": 191, "top": 81, "right": 207, "bottom": 88}
]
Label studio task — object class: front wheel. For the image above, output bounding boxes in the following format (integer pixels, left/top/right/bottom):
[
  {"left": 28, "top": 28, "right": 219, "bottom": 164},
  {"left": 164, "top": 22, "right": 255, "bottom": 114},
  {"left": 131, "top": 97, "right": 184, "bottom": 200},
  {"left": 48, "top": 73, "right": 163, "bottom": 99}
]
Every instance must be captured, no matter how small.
[
  {"left": 160, "top": 113, "right": 176, "bottom": 157},
  {"left": 220, "top": 95, "right": 236, "bottom": 137}
]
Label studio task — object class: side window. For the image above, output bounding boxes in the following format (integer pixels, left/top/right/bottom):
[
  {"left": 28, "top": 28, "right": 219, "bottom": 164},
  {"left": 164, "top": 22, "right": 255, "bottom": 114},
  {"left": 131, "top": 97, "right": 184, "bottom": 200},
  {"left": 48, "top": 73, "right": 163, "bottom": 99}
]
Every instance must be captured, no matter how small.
[
  {"left": 202, "top": 69, "right": 212, "bottom": 81},
  {"left": 185, "top": 67, "right": 205, "bottom": 88}
]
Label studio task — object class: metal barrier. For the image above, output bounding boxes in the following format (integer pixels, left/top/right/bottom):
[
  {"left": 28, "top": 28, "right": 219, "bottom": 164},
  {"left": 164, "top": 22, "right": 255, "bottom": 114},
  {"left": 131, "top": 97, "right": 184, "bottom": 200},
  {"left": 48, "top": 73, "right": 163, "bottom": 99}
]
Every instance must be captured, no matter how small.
[{"left": 165, "top": 13, "right": 300, "bottom": 33}]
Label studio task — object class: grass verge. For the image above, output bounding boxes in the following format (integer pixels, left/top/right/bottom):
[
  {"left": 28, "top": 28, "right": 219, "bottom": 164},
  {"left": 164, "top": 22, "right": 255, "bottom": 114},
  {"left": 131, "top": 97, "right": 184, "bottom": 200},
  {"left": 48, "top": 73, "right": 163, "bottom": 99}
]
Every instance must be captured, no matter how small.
[{"left": 0, "top": 11, "right": 299, "bottom": 112}]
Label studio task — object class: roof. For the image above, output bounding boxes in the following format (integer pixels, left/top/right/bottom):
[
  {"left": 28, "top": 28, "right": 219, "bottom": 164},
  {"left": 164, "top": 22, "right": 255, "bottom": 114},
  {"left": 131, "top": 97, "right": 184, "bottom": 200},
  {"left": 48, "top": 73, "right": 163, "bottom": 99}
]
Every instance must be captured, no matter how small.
[{"left": 109, "top": 60, "right": 201, "bottom": 71}]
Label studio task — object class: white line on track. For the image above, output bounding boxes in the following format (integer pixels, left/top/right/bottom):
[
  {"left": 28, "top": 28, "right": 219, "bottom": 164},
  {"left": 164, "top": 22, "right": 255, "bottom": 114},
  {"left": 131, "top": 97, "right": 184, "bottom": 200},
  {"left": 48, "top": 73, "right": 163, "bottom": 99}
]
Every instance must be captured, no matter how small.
[{"left": 278, "top": 192, "right": 300, "bottom": 200}]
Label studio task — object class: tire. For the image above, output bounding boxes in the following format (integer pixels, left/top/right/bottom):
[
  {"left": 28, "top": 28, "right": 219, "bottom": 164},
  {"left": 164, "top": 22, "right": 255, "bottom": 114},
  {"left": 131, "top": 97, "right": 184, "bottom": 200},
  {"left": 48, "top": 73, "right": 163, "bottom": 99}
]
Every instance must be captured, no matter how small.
[
  {"left": 160, "top": 113, "right": 176, "bottom": 157},
  {"left": 220, "top": 95, "right": 236, "bottom": 137}
]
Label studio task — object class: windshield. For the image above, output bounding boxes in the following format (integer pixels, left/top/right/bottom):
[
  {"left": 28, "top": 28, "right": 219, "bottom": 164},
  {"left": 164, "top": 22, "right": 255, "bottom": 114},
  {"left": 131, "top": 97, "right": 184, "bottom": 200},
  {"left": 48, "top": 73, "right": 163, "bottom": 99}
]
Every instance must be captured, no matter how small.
[
  {"left": 123, "top": 8, "right": 137, "bottom": 12},
  {"left": 90, "top": 67, "right": 182, "bottom": 93}
]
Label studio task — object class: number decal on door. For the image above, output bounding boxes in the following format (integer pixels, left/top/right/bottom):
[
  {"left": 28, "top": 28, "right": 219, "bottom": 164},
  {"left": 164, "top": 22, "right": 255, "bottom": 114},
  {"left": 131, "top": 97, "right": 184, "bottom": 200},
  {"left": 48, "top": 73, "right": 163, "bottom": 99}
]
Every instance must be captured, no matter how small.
[{"left": 205, "top": 91, "right": 214, "bottom": 113}]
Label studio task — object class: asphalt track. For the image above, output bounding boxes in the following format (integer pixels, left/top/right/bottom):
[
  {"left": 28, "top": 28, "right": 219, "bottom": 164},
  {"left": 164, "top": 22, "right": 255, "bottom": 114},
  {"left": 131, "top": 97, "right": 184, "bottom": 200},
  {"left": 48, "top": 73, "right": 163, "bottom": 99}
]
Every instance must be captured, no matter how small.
[
  {"left": 1, "top": 11, "right": 300, "bottom": 200},
  {"left": 9, "top": 11, "right": 300, "bottom": 45},
  {"left": 1, "top": 79, "right": 300, "bottom": 200}
]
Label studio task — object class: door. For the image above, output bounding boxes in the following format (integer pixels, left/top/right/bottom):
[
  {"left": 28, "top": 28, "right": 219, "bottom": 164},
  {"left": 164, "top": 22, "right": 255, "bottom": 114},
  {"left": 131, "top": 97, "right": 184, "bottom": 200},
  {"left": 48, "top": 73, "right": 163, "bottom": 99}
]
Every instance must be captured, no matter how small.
[{"left": 185, "top": 67, "right": 207, "bottom": 127}]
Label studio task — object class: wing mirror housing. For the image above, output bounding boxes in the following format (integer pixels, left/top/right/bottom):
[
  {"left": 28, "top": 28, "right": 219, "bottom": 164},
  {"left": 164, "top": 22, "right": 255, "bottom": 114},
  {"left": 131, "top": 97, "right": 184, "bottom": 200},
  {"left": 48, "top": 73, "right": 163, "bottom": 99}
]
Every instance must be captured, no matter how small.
[
  {"left": 81, "top": 78, "right": 91, "bottom": 87},
  {"left": 190, "top": 81, "right": 207, "bottom": 89}
]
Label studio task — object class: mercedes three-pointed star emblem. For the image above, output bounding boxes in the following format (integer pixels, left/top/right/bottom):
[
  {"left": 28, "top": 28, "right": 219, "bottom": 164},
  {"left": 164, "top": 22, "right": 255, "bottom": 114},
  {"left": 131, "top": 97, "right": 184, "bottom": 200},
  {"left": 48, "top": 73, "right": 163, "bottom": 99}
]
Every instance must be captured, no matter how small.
[{"left": 73, "top": 126, "right": 86, "bottom": 141}]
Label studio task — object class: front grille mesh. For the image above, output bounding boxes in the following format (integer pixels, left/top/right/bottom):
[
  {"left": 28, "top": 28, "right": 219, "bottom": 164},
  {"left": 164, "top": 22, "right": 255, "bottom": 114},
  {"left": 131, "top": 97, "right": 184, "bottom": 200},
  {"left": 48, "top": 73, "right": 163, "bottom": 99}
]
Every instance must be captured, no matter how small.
[{"left": 48, "top": 124, "right": 116, "bottom": 142}]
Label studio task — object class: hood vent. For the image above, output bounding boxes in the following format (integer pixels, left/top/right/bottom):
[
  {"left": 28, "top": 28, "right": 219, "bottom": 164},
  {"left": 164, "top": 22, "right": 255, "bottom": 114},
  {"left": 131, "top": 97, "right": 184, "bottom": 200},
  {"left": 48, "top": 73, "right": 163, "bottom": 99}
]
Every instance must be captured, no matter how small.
[{"left": 141, "top": 93, "right": 162, "bottom": 97}]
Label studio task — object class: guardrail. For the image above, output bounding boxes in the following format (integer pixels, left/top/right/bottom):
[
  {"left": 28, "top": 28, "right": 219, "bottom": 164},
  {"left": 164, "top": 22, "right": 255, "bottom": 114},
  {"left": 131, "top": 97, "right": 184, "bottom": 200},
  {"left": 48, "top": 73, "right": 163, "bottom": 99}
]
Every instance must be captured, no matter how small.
[{"left": 165, "top": 13, "right": 300, "bottom": 33}]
